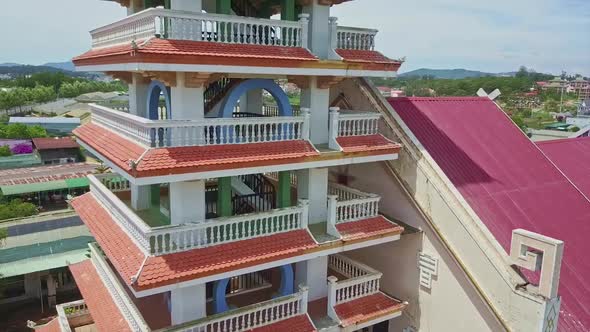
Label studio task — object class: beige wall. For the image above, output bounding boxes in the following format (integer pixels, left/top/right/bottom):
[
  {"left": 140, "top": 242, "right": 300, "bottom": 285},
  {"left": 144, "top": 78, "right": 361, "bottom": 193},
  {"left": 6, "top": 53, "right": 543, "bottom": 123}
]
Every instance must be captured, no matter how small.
[{"left": 340, "top": 162, "right": 504, "bottom": 332}]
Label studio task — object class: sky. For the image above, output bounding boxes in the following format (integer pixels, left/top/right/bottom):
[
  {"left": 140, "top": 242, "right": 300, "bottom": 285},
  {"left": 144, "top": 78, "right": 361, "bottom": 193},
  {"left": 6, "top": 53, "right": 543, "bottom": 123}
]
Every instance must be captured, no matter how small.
[{"left": 0, "top": 0, "right": 588, "bottom": 76}]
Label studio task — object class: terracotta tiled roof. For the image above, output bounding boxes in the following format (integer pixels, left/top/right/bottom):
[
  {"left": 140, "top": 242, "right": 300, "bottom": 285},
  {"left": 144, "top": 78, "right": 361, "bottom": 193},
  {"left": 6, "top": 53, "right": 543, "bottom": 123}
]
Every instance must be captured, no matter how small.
[
  {"left": 70, "top": 260, "right": 132, "bottom": 332},
  {"left": 334, "top": 293, "right": 405, "bottom": 327},
  {"left": 336, "top": 216, "right": 403, "bottom": 242},
  {"left": 336, "top": 134, "right": 401, "bottom": 154},
  {"left": 73, "top": 123, "right": 147, "bottom": 173},
  {"left": 336, "top": 49, "right": 401, "bottom": 66},
  {"left": 75, "top": 123, "right": 321, "bottom": 178},
  {"left": 72, "top": 193, "right": 319, "bottom": 291},
  {"left": 0, "top": 162, "right": 96, "bottom": 186},
  {"left": 34, "top": 318, "right": 61, "bottom": 332},
  {"left": 32, "top": 137, "right": 79, "bottom": 150},
  {"left": 389, "top": 96, "right": 590, "bottom": 331},
  {"left": 248, "top": 314, "right": 317, "bottom": 332}
]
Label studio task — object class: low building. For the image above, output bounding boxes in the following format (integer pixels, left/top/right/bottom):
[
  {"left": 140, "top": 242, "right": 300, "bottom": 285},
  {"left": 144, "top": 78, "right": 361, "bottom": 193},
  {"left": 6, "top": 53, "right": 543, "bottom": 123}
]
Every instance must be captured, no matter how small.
[
  {"left": 0, "top": 163, "right": 96, "bottom": 211},
  {"left": 9, "top": 117, "right": 81, "bottom": 136},
  {"left": 32, "top": 137, "right": 82, "bottom": 165}
]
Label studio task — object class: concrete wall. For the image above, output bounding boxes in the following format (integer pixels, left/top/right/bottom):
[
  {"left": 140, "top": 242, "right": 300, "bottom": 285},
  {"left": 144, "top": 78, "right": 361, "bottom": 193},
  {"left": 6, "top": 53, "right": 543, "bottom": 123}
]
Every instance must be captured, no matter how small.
[{"left": 342, "top": 162, "right": 504, "bottom": 332}]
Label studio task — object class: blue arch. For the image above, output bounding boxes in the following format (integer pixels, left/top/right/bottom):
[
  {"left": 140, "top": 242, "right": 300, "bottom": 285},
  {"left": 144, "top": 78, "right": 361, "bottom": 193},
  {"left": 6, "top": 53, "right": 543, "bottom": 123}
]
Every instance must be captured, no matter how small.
[
  {"left": 146, "top": 80, "right": 171, "bottom": 120},
  {"left": 277, "top": 264, "right": 294, "bottom": 297},
  {"left": 212, "top": 278, "right": 231, "bottom": 314},
  {"left": 218, "top": 79, "right": 292, "bottom": 118}
]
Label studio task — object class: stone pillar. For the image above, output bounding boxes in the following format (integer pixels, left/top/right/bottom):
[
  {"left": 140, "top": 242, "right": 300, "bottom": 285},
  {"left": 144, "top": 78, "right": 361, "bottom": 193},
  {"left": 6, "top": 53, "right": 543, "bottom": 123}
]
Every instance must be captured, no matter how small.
[
  {"left": 300, "top": 77, "right": 330, "bottom": 145},
  {"left": 169, "top": 180, "right": 206, "bottom": 225},
  {"left": 217, "top": 177, "right": 232, "bottom": 217},
  {"left": 170, "top": 0, "right": 202, "bottom": 12},
  {"left": 277, "top": 171, "right": 292, "bottom": 208},
  {"left": 295, "top": 256, "right": 328, "bottom": 301},
  {"left": 170, "top": 284, "right": 207, "bottom": 325},
  {"left": 131, "top": 184, "right": 152, "bottom": 211},
  {"left": 302, "top": 0, "right": 331, "bottom": 59},
  {"left": 129, "top": 73, "right": 149, "bottom": 118},
  {"left": 297, "top": 168, "right": 328, "bottom": 224},
  {"left": 171, "top": 72, "right": 205, "bottom": 120}
]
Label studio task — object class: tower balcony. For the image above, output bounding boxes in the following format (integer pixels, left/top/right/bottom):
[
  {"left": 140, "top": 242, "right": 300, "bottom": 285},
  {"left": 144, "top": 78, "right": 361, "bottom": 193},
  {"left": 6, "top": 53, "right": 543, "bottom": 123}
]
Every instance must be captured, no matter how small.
[
  {"left": 74, "top": 7, "right": 401, "bottom": 76},
  {"left": 75, "top": 105, "right": 400, "bottom": 181}
]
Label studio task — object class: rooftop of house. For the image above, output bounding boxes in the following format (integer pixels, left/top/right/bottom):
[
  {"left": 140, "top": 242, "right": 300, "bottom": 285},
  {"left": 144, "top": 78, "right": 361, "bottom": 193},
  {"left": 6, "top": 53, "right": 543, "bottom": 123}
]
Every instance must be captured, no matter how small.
[
  {"left": 32, "top": 137, "right": 80, "bottom": 150},
  {"left": 388, "top": 96, "right": 590, "bottom": 332},
  {"left": 0, "top": 163, "right": 95, "bottom": 187},
  {"left": 9, "top": 117, "right": 81, "bottom": 124}
]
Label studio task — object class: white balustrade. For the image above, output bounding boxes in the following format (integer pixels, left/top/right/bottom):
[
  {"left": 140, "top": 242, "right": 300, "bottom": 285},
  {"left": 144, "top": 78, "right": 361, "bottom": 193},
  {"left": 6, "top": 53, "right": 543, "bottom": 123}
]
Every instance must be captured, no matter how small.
[
  {"left": 336, "top": 26, "right": 378, "bottom": 51},
  {"left": 326, "top": 183, "right": 381, "bottom": 224},
  {"left": 95, "top": 173, "right": 131, "bottom": 192},
  {"left": 56, "top": 300, "right": 89, "bottom": 331},
  {"left": 326, "top": 255, "right": 383, "bottom": 322},
  {"left": 91, "top": 8, "right": 309, "bottom": 49},
  {"left": 91, "top": 104, "right": 310, "bottom": 148},
  {"left": 177, "top": 285, "right": 308, "bottom": 332},
  {"left": 90, "top": 174, "right": 309, "bottom": 256},
  {"left": 337, "top": 112, "right": 381, "bottom": 137},
  {"left": 328, "top": 182, "right": 371, "bottom": 201},
  {"left": 90, "top": 244, "right": 150, "bottom": 332}
]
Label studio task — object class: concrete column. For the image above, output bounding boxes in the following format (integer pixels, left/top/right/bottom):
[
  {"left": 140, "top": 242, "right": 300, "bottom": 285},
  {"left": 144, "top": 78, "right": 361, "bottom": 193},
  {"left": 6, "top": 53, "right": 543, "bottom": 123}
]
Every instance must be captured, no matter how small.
[
  {"left": 302, "top": 0, "right": 331, "bottom": 59},
  {"left": 170, "top": 284, "right": 207, "bottom": 325},
  {"left": 295, "top": 256, "right": 328, "bottom": 301},
  {"left": 170, "top": 0, "right": 202, "bottom": 12},
  {"left": 300, "top": 77, "right": 330, "bottom": 145},
  {"left": 277, "top": 171, "right": 292, "bottom": 208},
  {"left": 131, "top": 184, "right": 152, "bottom": 211},
  {"left": 239, "top": 89, "right": 263, "bottom": 115},
  {"left": 129, "top": 73, "right": 149, "bottom": 118},
  {"left": 171, "top": 73, "right": 205, "bottom": 120},
  {"left": 169, "top": 180, "right": 206, "bottom": 225},
  {"left": 46, "top": 274, "right": 57, "bottom": 308},
  {"left": 297, "top": 168, "right": 328, "bottom": 224},
  {"left": 281, "top": 0, "right": 296, "bottom": 21},
  {"left": 217, "top": 177, "right": 232, "bottom": 217}
]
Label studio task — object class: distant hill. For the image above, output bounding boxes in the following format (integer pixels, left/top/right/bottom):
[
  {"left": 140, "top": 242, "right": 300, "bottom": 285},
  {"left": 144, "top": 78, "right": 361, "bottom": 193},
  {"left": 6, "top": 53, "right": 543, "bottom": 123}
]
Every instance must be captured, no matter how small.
[
  {"left": 399, "top": 68, "right": 516, "bottom": 79},
  {"left": 42, "top": 61, "right": 75, "bottom": 72},
  {"left": 0, "top": 63, "right": 22, "bottom": 67}
]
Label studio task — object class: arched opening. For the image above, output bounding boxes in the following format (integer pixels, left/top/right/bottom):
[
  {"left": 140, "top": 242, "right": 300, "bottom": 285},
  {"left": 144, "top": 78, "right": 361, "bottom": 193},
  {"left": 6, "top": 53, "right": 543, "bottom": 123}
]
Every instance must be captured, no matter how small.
[
  {"left": 218, "top": 79, "right": 293, "bottom": 118},
  {"left": 146, "top": 80, "right": 172, "bottom": 120}
]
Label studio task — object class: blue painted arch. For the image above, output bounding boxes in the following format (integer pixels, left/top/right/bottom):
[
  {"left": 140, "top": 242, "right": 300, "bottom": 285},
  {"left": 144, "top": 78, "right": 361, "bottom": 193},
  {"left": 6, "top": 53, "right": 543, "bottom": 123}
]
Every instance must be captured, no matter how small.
[
  {"left": 146, "top": 80, "right": 172, "bottom": 120},
  {"left": 218, "top": 79, "right": 293, "bottom": 118}
]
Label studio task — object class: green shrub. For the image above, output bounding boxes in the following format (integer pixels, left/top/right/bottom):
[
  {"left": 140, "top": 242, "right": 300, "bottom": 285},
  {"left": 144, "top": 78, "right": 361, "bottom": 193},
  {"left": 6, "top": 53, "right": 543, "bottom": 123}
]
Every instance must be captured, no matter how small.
[
  {"left": 0, "top": 145, "right": 12, "bottom": 157},
  {"left": 0, "top": 199, "right": 39, "bottom": 221}
]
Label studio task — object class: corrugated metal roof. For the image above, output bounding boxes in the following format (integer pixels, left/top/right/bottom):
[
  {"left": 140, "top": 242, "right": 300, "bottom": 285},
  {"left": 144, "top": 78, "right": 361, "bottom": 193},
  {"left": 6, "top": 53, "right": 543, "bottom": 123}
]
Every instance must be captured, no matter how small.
[
  {"left": 389, "top": 96, "right": 590, "bottom": 332},
  {"left": 9, "top": 117, "right": 80, "bottom": 124},
  {"left": 65, "top": 177, "right": 89, "bottom": 189},
  {"left": 537, "top": 137, "right": 590, "bottom": 198},
  {"left": 0, "top": 180, "right": 68, "bottom": 195}
]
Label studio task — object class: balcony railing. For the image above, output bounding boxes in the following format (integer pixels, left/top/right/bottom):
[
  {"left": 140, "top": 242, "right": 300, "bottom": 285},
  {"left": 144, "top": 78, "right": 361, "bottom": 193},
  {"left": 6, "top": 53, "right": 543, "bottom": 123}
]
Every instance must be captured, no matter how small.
[
  {"left": 336, "top": 26, "right": 378, "bottom": 51},
  {"left": 328, "top": 107, "right": 382, "bottom": 150},
  {"left": 91, "top": 104, "right": 310, "bottom": 148},
  {"left": 170, "top": 285, "right": 309, "bottom": 332},
  {"left": 56, "top": 300, "right": 91, "bottom": 331},
  {"left": 327, "top": 255, "right": 382, "bottom": 322},
  {"left": 91, "top": 7, "right": 309, "bottom": 49},
  {"left": 327, "top": 185, "right": 381, "bottom": 226},
  {"left": 90, "top": 175, "right": 309, "bottom": 256}
]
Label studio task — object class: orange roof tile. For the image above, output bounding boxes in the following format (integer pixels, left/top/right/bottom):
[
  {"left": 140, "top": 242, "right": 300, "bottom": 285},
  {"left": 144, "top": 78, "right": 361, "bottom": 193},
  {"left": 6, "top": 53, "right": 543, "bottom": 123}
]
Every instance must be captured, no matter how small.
[
  {"left": 336, "top": 49, "right": 400, "bottom": 65},
  {"left": 334, "top": 293, "right": 405, "bottom": 327},
  {"left": 32, "top": 137, "right": 79, "bottom": 150},
  {"left": 70, "top": 260, "right": 132, "bottom": 332},
  {"left": 248, "top": 315, "right": 317, "bottom": 332},
  {"left": 34, "top": 318, "right": 61, "bottom": 332},
  {"left": 73, "top": 123, "right": 146, "bottom": 173},
  {"left": 336, "top": 216, "right": 404, "bottom": 242},
  {"left": 336, "top": 134, "right": 401, "bottom": 154},
  {"left": 72, "top": 193, "right": 319, "bottom": 291},
  {"left": 75, "top": 123, "right": 321, "bottom": 178}
]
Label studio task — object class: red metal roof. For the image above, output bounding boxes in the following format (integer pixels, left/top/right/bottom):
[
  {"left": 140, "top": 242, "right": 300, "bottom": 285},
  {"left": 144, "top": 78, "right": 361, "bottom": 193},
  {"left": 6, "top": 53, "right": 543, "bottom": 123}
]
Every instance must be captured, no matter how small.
[
  {"left": 336, "top": 134, "right": 401, "bottom": 154},
  {"left": 70, "top": 260, "right": 132, "bottom": 332},
  {"left": 389, "top": 96, "right": 590, "bottom": 331},
  {"left": 336, "top": 216, "right": 403, "bottom": 242},
  {"left": 248, "top": 314, "right": 317, "bottom": 332},
  {"left": 537, "top": 137, "right": 590, "bottom": 198},
  {"left": 334, "top": 293, "right": 406, "bottom": 327},
  {"left": 0, "top": 162, "right": 96, "bottom": 186},
  {"left": 32, "top": 137, "right": 79, "bottom": 150},
  {"left": 72, "top": 193, "right": 319, "bottom": 291}
]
